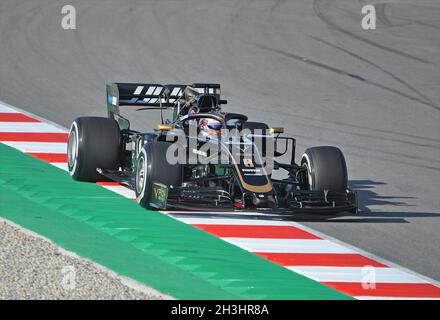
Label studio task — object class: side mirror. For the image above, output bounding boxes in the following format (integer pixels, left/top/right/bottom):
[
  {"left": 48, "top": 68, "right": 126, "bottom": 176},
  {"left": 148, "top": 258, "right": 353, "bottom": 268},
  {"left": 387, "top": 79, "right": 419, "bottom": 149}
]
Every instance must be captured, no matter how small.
[
  {"left": 268, "top": 127, "right": 284, "bottom": 134},
  {"left": 155, "top": 124, "right": 172, "bottom": 131}
]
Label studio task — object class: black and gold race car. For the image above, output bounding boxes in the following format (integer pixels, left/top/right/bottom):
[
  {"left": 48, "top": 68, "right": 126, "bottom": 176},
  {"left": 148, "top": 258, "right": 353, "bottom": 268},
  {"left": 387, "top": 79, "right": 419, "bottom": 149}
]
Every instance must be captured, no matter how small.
[{"left": 66, "top": 82, "right": 357, "bottom": 214}]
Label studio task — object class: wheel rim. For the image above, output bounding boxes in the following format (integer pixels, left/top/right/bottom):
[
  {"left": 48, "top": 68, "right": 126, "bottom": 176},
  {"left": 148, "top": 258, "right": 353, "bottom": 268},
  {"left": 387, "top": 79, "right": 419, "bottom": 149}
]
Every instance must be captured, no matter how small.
[
  {"left": 136, "top": 155, "right": 146, "bottom": 194},
  {"left": 303, "top": 163, "right": 312, "bottom": 190},
  {"left": 301, "top": 154, "right": 313, "bottom": 190},
  {"left": 67, "top": 129, "right": 77, "bottom": 168}
]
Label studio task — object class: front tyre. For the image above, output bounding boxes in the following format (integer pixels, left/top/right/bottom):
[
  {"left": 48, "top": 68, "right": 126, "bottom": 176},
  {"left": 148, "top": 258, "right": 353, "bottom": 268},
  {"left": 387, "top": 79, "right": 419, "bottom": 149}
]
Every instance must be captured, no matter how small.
[
  {"left": 301, "top": 146, "right": 348, "bottom": 192},
  {"left": 136, "top": 142, "right": 182, "bottom": 209},
  {"left": 67, "top": 117, "right": 121, "bottom": 182}
]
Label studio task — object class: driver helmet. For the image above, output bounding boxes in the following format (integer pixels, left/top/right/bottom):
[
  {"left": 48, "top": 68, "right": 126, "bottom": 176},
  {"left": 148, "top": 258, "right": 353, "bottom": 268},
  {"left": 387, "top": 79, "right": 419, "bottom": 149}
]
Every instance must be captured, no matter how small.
[{"left": 199, "top": 118, "right": 222, "bottom": 136}]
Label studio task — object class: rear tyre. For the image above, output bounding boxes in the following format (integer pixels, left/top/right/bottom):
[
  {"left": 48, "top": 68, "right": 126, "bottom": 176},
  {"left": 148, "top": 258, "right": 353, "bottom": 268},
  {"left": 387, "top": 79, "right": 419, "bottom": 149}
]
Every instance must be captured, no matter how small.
[
  {"left": 135, "top": 142, "right": 182, "bottom": 209},
  {"left": 67, "top": 117, "right": 121, "bottom": 182},
  {"left": 301, "top": 146, "right": 347, "bottom": 192}
]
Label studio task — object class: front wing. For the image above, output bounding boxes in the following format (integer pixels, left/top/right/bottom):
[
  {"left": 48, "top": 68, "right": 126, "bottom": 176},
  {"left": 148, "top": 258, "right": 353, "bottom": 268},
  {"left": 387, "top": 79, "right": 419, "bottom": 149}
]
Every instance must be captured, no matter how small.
[{"left": 152, "top": 184, "right": 358, "bottom": 214}]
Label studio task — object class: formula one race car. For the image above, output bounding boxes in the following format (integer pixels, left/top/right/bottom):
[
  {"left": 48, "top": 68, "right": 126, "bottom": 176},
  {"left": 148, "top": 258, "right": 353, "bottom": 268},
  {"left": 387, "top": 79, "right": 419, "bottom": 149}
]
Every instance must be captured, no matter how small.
[{"left": 67, "top": 82, "right": 357, "bottom": 214}]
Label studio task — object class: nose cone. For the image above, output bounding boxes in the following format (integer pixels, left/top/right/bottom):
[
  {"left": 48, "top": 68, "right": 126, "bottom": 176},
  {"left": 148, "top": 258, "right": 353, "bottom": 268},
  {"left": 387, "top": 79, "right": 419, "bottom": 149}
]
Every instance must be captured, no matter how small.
[{"left": 252, "top": 193, "right": 277, "bottom": 208}]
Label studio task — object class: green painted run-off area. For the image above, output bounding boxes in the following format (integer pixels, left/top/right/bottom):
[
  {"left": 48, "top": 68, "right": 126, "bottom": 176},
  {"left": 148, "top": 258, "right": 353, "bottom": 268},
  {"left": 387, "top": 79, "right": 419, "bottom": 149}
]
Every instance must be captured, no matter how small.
[{"left": 0, "top": 143, "right": 350, "bottom": 299}]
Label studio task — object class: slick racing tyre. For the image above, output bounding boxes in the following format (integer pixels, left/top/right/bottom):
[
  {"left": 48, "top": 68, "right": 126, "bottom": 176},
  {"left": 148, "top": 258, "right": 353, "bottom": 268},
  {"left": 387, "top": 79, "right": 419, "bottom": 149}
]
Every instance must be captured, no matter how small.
[
  {"left": 135, "top": 142, "right": 182, "bottom": 209},
  {"left": 301, "top": 146, "right": 348, "bottom": 192},
  {"left": 67, "top": 117, "right": 121, "bottom": 182}
]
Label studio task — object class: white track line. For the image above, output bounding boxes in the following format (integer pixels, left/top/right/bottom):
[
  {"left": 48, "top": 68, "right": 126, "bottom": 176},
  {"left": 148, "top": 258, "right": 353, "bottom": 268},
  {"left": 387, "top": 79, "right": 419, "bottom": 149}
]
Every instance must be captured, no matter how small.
[
  {"left": 287, "top": 266, "right": 428, "bottom": 283},
  {"left": 162, "top": 210, "right": 283, "bottom": 217},
  {"left": 100, "top": 185, "right": 136, "bottom": 199},
  {"left": 0, "top": 122, "right": 67, "bottom": 133},
  {"left": 2, "top": 141, "right": 67, "bottom": 153},
  {"left": 0, "top": 104, "right": 19, "bottom": 113},
  {"left": 174, "top": 217, "right": 292, "bottom": 226},
  {"left": 50, "top": 162, "right": 68, "bottom": 171},
  {"left": 222, "top": 238, "right": 355, "bottom": 254}
]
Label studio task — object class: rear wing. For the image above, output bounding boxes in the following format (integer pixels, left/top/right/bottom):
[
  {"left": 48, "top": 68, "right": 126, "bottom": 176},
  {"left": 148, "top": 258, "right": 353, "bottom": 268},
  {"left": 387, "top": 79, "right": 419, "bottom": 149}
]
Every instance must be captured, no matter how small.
[
  {"left": 106, "top": 83, "right": 186, "bottom": 114},
  {"left": 106, "top": 82, "right": 225, "bottom": 128},
  {"left": 107, "top": 82, "right": 224, "bottom": 109}
]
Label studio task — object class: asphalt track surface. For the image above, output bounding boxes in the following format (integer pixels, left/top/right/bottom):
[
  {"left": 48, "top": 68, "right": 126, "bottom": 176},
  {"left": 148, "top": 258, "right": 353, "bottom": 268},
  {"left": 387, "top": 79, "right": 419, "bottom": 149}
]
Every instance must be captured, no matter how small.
[{"left": 0, "top": 0, "right": 439, "bottom": 282}]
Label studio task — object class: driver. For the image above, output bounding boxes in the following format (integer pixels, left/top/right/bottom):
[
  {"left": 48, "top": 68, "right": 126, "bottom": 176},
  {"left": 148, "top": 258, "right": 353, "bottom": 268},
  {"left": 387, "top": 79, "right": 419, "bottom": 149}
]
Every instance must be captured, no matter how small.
[{"left": 199, "top": 117, "right": 222, "bottom": 136}]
